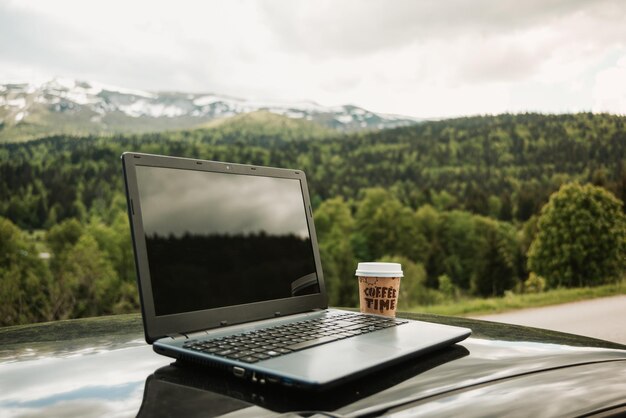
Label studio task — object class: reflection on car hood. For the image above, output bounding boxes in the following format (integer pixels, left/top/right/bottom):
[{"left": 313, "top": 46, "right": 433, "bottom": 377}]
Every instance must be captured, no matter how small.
[
  {"left": 0, "top": 312, "right": 625, "bottom": 418},
  {"left": 384, "top": 360, "right": 626, "bottom": 418}
]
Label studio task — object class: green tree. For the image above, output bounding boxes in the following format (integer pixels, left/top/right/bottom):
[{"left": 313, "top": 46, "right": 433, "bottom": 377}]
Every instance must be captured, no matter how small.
[
  {"left": 314, "top": 197, "right": 357, "bottom": 306},
  {"left": 414, "top": 204, "right": 444, "bottom": 288},
  {"left": 46, "top": 218, "right": 84, "bottom": 271},
  {"left": 46, "top": 218, "right": 129, "bottom": 319},
  {"left": 415, "top": 207, "right": 519, "bottom": 296},
  {"left": 436, "top": 210, "right": 482, "bottom": 290},
  {"left": 470, "top": 217, "right": 519, "bottom": 297},
  {"left": 48, "top": 233, "right": 119, "bottom": 319},
  {"left": 87, "top": 213, "right": 136, "bottom": 285},
  {"left": 86, "top": 214, "right": 139, "bottom": 313},
  {"left": 527, "top": 183, "right": 626, "bottom": 288},
  {"left": 355, "top": 188, "right": 427, "bottom": 262},
  {"left": 0, "top": 217, "right": 51, "bottom": 325}
]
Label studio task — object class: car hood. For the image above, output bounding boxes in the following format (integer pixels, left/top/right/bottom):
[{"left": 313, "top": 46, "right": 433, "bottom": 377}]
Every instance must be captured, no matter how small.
[{"left": 1, "top": 312, "right": 625, "bottom": 417}]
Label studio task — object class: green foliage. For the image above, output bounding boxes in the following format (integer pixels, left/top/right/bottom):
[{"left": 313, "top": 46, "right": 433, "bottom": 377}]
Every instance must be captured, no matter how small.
[
  {"left": 355, "top": 188, "right": 428, "bottom": 262},
  {"left": 528, "top": 183, "right": 626, "bottom": 288},
  {"left": 51, "top": 234, "right": 119, "bottom": 318},
  {"left": 524, "top": 272, "right": 546, "bottom": 294},
  {"left": 0, "top": 217, "right": 51, "bottom": 326},
  {"left": 433, "top": 210, "right": 481, "bottom": 290},
  {"left": 44, "top": 217, "right": 139, "bottom": 320},
  {"left": 414, "top": 209, "right": 521, "bottom": 297},
  {"left": 315, "top": 197, "right": 358, "bottom": 307},
  {"left": 46, "top": 218, "right": 84, "bottom": 269},
  {"left": 86, "top": 213, "right": 136, "bottom": 285},
  {"left": 3, "top": 113, "right": 626, "bottom": 232},
  {"left": 470, "top": 217, "right": 519, "bottom": 297},
  {"left": 1, "top": 113, "right": 626, "bottom": 325},
  {"left": 437, "top": 274, "right": 460, "bottom": 300}
]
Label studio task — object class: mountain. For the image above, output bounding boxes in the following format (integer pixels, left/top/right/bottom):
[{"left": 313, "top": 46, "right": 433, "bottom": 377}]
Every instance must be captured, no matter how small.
[
  {"left": 200, "top": 110, "right": 335, "bottom": 140},
  {"left": 0, "top": 78, "right": 419, "bottom": 142}
]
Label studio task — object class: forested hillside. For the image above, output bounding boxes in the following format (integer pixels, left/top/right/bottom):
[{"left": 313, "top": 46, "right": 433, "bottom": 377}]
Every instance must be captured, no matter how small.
[{"left": 1, "top": 112, "right": 625, "bottom": 326}]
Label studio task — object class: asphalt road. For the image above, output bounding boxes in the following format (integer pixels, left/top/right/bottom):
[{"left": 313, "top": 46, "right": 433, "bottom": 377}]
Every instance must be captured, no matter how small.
[{"left": 472, "top": 295, "right": 626, "bottom": 344}]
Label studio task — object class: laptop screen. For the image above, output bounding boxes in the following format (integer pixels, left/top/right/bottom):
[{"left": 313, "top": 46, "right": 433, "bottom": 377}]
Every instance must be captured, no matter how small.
[{"left": 135, "top": 165, "right": 320, "bottom": 317}]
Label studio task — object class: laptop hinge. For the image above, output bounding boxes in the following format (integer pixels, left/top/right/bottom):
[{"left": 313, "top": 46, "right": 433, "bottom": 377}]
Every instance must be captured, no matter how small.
[{"left": 175, "top": 330, "right": 210, "bottom": 340}]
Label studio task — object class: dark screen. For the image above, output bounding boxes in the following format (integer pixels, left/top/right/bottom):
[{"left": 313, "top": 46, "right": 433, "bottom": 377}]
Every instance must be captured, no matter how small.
[{"left": 135, "top": 165, "right": 319, "bottom": 316}]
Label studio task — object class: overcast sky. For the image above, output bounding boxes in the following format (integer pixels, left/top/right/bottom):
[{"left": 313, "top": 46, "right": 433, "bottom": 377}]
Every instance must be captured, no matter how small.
[{"left": 1, "top": 0, "right": 625, "bottom": 118}]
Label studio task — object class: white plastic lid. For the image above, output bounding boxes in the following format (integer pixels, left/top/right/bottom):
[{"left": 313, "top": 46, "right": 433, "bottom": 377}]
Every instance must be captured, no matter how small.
[{"left": 355, "top": 262, "right": 403, "bottom": 278}]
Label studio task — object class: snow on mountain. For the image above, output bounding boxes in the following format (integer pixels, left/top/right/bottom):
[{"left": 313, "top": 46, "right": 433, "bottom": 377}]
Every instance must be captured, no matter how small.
[{"left": 0, "top": 78, "right": 419, "bottom": 140}]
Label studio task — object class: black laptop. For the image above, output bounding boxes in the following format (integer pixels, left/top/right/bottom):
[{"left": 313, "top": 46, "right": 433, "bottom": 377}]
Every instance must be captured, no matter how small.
[{"left": 122, "top": 152, "right": 470, "bottom": 389}]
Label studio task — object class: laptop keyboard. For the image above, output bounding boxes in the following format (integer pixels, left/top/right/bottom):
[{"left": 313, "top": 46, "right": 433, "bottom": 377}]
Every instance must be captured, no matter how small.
[{"left": 182, "top": 312, "right": 408, "bottom": 364}]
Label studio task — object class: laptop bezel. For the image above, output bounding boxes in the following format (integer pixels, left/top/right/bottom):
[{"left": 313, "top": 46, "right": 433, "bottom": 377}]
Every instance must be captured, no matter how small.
[{"left": 122, "top": 152, "right": 328, "bottom": 343}]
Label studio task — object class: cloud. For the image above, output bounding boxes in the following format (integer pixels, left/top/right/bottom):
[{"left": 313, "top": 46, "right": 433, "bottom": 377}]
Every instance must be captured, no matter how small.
[
  {"left": 0, "top": 2, "right": 79, "bottom": 73},
  {"left": 1, "top": 0, "right": 626, "bottom": 117},
  {"left": 259, "top": 1, "right": 626, "bottom": 92},
  {"left": 0, "top": 1, "right": 249, "bottom": 92},
  {"left": 593, "top": 57, "right": 626, "bottom": 114},
  {"left": 260, "top": 0, "right": 621, "bottom": 56}
]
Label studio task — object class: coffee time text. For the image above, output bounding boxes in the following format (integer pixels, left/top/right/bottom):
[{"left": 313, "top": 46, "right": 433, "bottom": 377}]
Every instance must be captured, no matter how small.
[{"left": 363, "top": 285, "right": 397, "bottom": 312}]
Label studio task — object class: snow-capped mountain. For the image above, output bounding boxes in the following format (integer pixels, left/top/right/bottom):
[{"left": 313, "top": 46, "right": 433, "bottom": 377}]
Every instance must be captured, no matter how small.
[{"left": 0, "top": 78, "right": 418, "bottom": 141}]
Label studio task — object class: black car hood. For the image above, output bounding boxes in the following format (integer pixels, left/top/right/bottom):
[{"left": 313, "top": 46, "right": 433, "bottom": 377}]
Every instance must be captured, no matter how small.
[{"left": 1, "top": 312, "right": 625, "bottom": 417}]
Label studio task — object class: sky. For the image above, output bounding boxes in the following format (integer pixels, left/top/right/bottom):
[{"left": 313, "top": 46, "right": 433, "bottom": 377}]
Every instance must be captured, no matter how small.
[{"left": 1, "top": 0, "right": 626, "bottom": 119}]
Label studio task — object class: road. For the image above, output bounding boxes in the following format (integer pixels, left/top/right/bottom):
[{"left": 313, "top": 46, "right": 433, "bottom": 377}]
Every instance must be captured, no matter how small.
[{"left": 472, "top": 294, "right": 626, "bottom": 344}]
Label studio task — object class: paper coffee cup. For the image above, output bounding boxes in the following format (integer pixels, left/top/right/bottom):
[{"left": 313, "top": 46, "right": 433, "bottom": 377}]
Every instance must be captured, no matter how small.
[{"left": 356, "top": 262, "right": 403, "bottom": 317}]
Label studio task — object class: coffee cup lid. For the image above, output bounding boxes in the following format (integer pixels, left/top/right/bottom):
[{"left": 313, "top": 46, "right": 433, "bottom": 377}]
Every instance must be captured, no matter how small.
[{"left": 355, "top": 262, "right": 403, "bottom": 278}]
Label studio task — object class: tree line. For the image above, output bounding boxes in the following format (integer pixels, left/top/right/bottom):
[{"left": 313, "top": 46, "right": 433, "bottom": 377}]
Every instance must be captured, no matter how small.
[
  {"left": 1, "top": 112, "right": 625, "bottom": 325},
  {"left": 2, "top": 112, "right": 626, "bottom": 232}
]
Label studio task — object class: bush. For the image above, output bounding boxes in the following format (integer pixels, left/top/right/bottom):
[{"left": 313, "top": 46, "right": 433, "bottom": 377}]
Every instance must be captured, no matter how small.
[
  {"left": 528, "top": 183, "right": 626, "bottom": 288},
  {"left": 524, "top": 272, "right": 546, "bottom": 293}
]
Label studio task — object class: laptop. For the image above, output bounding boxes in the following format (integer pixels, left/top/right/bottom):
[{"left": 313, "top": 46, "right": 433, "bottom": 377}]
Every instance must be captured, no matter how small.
[{"left": 122, "top": 152, "right": 471, "bottom": 389}]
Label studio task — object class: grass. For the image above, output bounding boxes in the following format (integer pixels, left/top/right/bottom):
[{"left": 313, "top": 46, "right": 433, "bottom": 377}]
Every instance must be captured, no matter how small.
[{"left": 407, "top": 280, "right": 626, "bottom": 317}]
